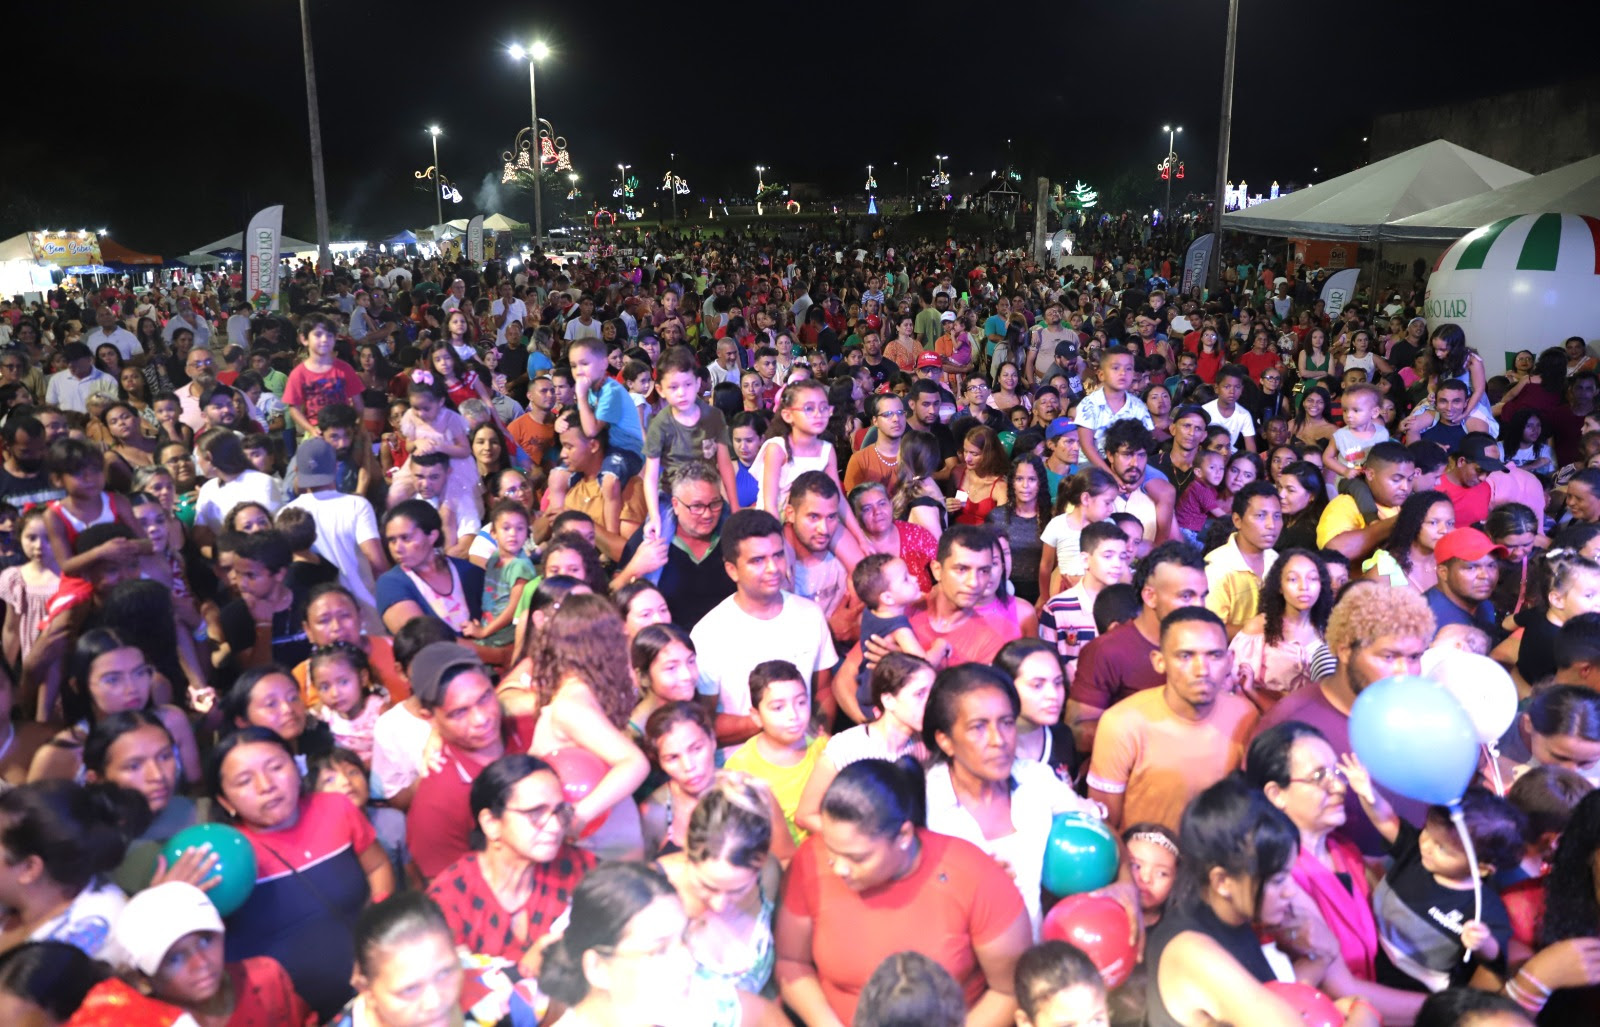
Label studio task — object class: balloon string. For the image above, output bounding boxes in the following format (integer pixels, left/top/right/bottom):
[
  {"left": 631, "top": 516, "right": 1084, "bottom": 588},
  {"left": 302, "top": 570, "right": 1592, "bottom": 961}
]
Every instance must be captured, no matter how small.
[
  {"left": 1450, "top": 803, "right": 1482, "bottom": 965},
  {"left": 1484, "top": 743, "right": 1505, "bottom": 797}
]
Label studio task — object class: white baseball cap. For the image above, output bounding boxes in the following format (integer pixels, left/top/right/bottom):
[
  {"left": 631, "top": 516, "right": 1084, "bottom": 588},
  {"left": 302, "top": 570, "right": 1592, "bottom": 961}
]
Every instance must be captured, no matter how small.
[{"left": 113, "top": 881, "right": 224, "bottom": 976}]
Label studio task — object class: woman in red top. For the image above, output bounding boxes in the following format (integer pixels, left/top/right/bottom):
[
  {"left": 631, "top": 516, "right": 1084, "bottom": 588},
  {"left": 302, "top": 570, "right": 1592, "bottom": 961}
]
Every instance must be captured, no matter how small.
[
  {"left": 775, "top": 757, "right": 1031, "bottom": 1026},
  {"left": 952, "top": 426, "right": 1009, "bottom": 526},
  {"left": 426, "top": 753, "right": 595, "bottom": 976}
]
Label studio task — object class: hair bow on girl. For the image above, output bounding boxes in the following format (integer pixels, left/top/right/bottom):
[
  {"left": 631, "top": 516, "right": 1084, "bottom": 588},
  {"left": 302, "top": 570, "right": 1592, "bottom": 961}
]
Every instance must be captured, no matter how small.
[{"left": 411, "top": 369, "right": 434, "bottom": 385}]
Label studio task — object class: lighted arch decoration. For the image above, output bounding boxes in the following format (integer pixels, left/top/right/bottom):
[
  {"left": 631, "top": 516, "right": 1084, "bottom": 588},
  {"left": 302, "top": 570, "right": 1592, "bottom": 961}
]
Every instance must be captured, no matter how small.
[
  {"left": 593, "top": 209, "right": 616, "bottom": 227},
  {"left": 785, "top": 200, "right": 800, "bottom": 214}
]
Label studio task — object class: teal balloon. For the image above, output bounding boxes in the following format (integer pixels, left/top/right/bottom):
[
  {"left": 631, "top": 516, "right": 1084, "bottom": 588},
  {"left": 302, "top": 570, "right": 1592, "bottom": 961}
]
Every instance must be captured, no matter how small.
[
  {"left": 159, "top": 823, "right": 257, "bottom": 917},
  {"left": 1349, "top": 674, "right": 1478, "bottom": 806},
  {"left": 1042, "top": 813, "right": 1118, "bottom": 896}
]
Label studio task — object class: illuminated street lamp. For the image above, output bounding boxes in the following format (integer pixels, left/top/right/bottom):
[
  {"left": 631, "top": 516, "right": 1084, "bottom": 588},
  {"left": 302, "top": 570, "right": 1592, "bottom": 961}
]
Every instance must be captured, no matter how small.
[
  {"left": 1159, "top": 125, "right": 1183, "bottom": 222},
  {"left": 507, "top": 40, "right": 551, "bottom": 248}
]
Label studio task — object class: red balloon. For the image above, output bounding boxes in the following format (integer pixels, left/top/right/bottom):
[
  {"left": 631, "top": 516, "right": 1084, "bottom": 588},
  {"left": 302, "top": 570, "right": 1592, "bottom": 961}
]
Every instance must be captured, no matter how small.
[
  {"left": 1040, "top": 894, "right": 1136, "bottom": 990},
  {"left": 544, "top": 747, "right": 611, "bottom": 839},
  {"left": 1263, "top": 981, "right": 1341, "bottom": 1027}
]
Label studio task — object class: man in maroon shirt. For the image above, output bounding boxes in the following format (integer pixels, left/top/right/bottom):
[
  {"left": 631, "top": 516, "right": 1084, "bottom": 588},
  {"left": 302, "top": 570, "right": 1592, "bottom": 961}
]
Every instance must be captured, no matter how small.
[
  {"left": 1068, "top": 540, "right": 1208, "bottom": 755},
  {"left": 1254, "top": 582, "right": 1435, "bottom": 855},
  {"left": 406, "top": 642, "right": 535, "bottom": 880}
]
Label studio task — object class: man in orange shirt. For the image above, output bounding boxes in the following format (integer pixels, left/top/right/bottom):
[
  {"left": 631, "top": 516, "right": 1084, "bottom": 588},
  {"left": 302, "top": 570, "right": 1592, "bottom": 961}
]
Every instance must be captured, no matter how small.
[
  {"left": 506, "top": 373, "right": 558, "bottom": 469},
  {"left": 1087, "top": 607, "right": 1258, "bottom": 832}
]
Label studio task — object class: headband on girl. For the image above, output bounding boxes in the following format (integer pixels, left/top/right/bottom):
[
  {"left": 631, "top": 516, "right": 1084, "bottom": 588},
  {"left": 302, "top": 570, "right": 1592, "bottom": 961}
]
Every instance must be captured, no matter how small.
[{"left": 1128, "top": 831, "right": 1179, "bottom": 857}]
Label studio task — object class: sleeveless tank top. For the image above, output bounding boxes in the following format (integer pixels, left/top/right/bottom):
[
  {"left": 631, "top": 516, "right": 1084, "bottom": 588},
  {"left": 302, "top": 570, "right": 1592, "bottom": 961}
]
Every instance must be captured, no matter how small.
[{"left": 1145, "top": 900, "right": 1276, "bottom": 1027}]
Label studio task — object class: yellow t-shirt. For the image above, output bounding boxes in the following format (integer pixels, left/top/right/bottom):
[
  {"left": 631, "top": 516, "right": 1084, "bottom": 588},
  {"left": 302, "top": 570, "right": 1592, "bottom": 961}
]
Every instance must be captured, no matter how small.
[
  {"left": 724, "top": 736, "right": 826, "bottom": 843},
  {"left": 1315, "top": 494, "right": 1399, "bottom": 549},
  {"left": 1316, "top": 494, "right": 1365, "bottom": 548}
]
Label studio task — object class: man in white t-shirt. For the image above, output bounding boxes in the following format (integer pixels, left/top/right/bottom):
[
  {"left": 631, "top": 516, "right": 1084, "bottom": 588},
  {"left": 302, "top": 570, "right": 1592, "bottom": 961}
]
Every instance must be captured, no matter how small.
[
  {"left": 1201, "top": 364, "right": 1257, "bottom": 452},
  {"left": 284, "top": 439, "right": 388, "bottom": 623},
  {"left": 562, "top": 296, "right": 602, "bottom": 342},
  {"left": 691, "top": 511, "right": 836, "bottom": 753},
  {"left": 89, "top": 304, "right": 140, "bottom": 360},
  {"left": 491, "top": 280, "right": 528, "bottom": 345}
]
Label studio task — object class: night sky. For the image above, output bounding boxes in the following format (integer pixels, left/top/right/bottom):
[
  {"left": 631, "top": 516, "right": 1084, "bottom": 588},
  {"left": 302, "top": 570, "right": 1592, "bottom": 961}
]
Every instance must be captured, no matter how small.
[{"left": 4, "top": 0, "right": 1581, "bottom": 255}]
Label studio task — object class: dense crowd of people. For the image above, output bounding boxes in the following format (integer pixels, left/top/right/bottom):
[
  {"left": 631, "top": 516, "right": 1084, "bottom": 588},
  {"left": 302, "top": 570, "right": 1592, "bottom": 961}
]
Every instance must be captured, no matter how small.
[{"left": 0, "top": 220, "right": 1598, "bottom": 1027}]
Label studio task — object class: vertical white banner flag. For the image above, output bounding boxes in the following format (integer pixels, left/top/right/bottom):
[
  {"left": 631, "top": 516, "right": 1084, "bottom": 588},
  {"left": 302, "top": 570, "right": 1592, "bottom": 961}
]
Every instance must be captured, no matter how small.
[
  {"left": 244, "top": 205, "right": 283, "bottom": 311},
  {"left": 466, "top": 215, "right": 485, "bottom": 264},
  {"left": 1182, "top": 233, "right": 1214, "bottom": 294},
  {"left": 1320, "top": 268, "right": 1360, "bottom": 320}
]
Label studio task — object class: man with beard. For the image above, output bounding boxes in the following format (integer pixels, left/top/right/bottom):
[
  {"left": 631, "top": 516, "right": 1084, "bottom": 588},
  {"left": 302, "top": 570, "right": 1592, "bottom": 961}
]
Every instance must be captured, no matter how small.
[
  {"left": 507, "top": 373, "right": 559, "bottom": 470},
  {"left": 1255, "top": 582, "right": 1435, "bottom": 854},
  {"left": 1424, "top": 528, "right": 1505, "bottom": 642},
  {"left": 1087, "top": 608, "right": 1256, "bottom": 833},
  {"left": 0, "top": 415, "right": 64, "bottom": 507},
  {"left": 781, "top": 471, "right": 850, "bottom": 618},
  {"left": 1101, "top": 420, "right": 1165, "bottom": 543},
  {"left": 844, "top": 393, "right": 907, "bottom": 492},
  {"left": 177, "top": 347, "right": 219, "bottom": 433},
  {"left": 1204, "top": 481, "right": 1283, "bottom": 636}
]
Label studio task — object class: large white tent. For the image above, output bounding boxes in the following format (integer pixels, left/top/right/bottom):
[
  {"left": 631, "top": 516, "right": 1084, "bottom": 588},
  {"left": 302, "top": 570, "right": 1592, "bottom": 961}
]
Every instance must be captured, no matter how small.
[
  {"left": 190, "top": 231, "right": 320, "bottom": 257},
  {"left": 1221, "top": 139, "right": 1530, "bottom": 240},
  {"left": 1383, "top": 154, "right": 1600, "bottom": 241}
]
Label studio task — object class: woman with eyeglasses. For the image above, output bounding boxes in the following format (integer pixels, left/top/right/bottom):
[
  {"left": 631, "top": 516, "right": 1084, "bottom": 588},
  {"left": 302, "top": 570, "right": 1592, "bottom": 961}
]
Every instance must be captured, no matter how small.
[
  {"left": 425, "top": 753, "right": 594, "bottom": 976},
  {"left": 1244, "top": 723, "right": 1424, "bottom": 1024}
]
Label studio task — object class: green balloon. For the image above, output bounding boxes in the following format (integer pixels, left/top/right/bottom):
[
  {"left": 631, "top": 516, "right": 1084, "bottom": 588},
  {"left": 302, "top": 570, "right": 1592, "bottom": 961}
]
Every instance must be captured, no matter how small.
[
  {"left": 1042, "top": 812, "right": 1118, "bottom": 897},
  {"left": 159, "top": 823, "right": 257, "bottom": 917}
]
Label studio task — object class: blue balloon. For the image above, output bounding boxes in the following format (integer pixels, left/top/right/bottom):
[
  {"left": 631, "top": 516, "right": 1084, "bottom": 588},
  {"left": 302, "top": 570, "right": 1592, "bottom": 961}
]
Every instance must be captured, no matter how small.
[{"left": 1349, "top": 674, "right": 1478, "bottom": 806}]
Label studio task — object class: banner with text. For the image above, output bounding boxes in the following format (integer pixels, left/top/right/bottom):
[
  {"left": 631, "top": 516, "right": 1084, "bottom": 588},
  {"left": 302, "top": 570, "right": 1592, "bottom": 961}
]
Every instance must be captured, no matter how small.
[
  {"left": 1320, "top": 268, "right": 1360, "bottom": 320},
  {"left": 1181, "top": 233, "right": 1215, "bottom": 294},
  {"left": 466, "top": 215, "right": 485, "bottom": 264},
  {"left": 244, "top": 205, "right": 283, "bottom": 311}
]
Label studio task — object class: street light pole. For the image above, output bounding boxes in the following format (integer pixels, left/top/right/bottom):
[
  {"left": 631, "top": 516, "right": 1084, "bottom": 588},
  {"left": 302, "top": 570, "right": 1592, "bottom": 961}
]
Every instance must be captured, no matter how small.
[
  {"left": 297, "top": 0, "right": 331, "bottom": 273},
  {"left": 428, "top": 127, "right": 443, "bottom": 228},
  {"left": 509, "top": 41, "right": 550, "bottom": 251},
  {"left": 526, "top": 59, "right": 542, "bottom": 251},
  {"left": 1210, "top": 0, "right": 1240, "bottom": 293},
  {"left": 1162, "top": 125, "right": 1182, "bottom": 225}
]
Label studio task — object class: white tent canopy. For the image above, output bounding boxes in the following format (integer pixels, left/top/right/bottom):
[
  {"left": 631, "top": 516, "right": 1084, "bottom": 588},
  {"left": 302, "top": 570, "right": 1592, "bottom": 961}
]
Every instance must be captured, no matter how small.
[
  {"left": 1221, "top": 139, "right": 1530, "bottom": 240},
  {"left": 191, "top": 231, "right": 320, "bottom": 257},
  {"left": 482, "top": 213, "right": 528, "bottom": 232},
  {"left": 1383, "top": 154, "right": 1600, "bottom": 241}
]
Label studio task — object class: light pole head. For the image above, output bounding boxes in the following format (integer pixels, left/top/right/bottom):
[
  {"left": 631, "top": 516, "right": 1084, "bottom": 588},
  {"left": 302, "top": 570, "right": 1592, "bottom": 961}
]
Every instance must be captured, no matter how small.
[
  {"left": 508, "top": 43, "right": 525, "bottom": 59},
  {"left": 1176, "top": 126, "right": 1183, "bottom": 134},
  {"left": 428, "top": 125, "right": 441, "bottom": 136},
  {"left": 529, "top": 41, "right": 549, "bottom": 60},
  {"left": 1163, "top": 125, "right": 1171, "bottom": 133}
]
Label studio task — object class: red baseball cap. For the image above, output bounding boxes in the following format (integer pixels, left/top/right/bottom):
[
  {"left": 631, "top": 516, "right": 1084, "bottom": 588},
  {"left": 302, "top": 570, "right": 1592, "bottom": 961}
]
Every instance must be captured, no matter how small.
[
  {"left": 1433, "top": 527, "right": 1508, "bottom": 564},
  {"left": 916, "top": 353, "right": 942, "bottom": 369}
]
